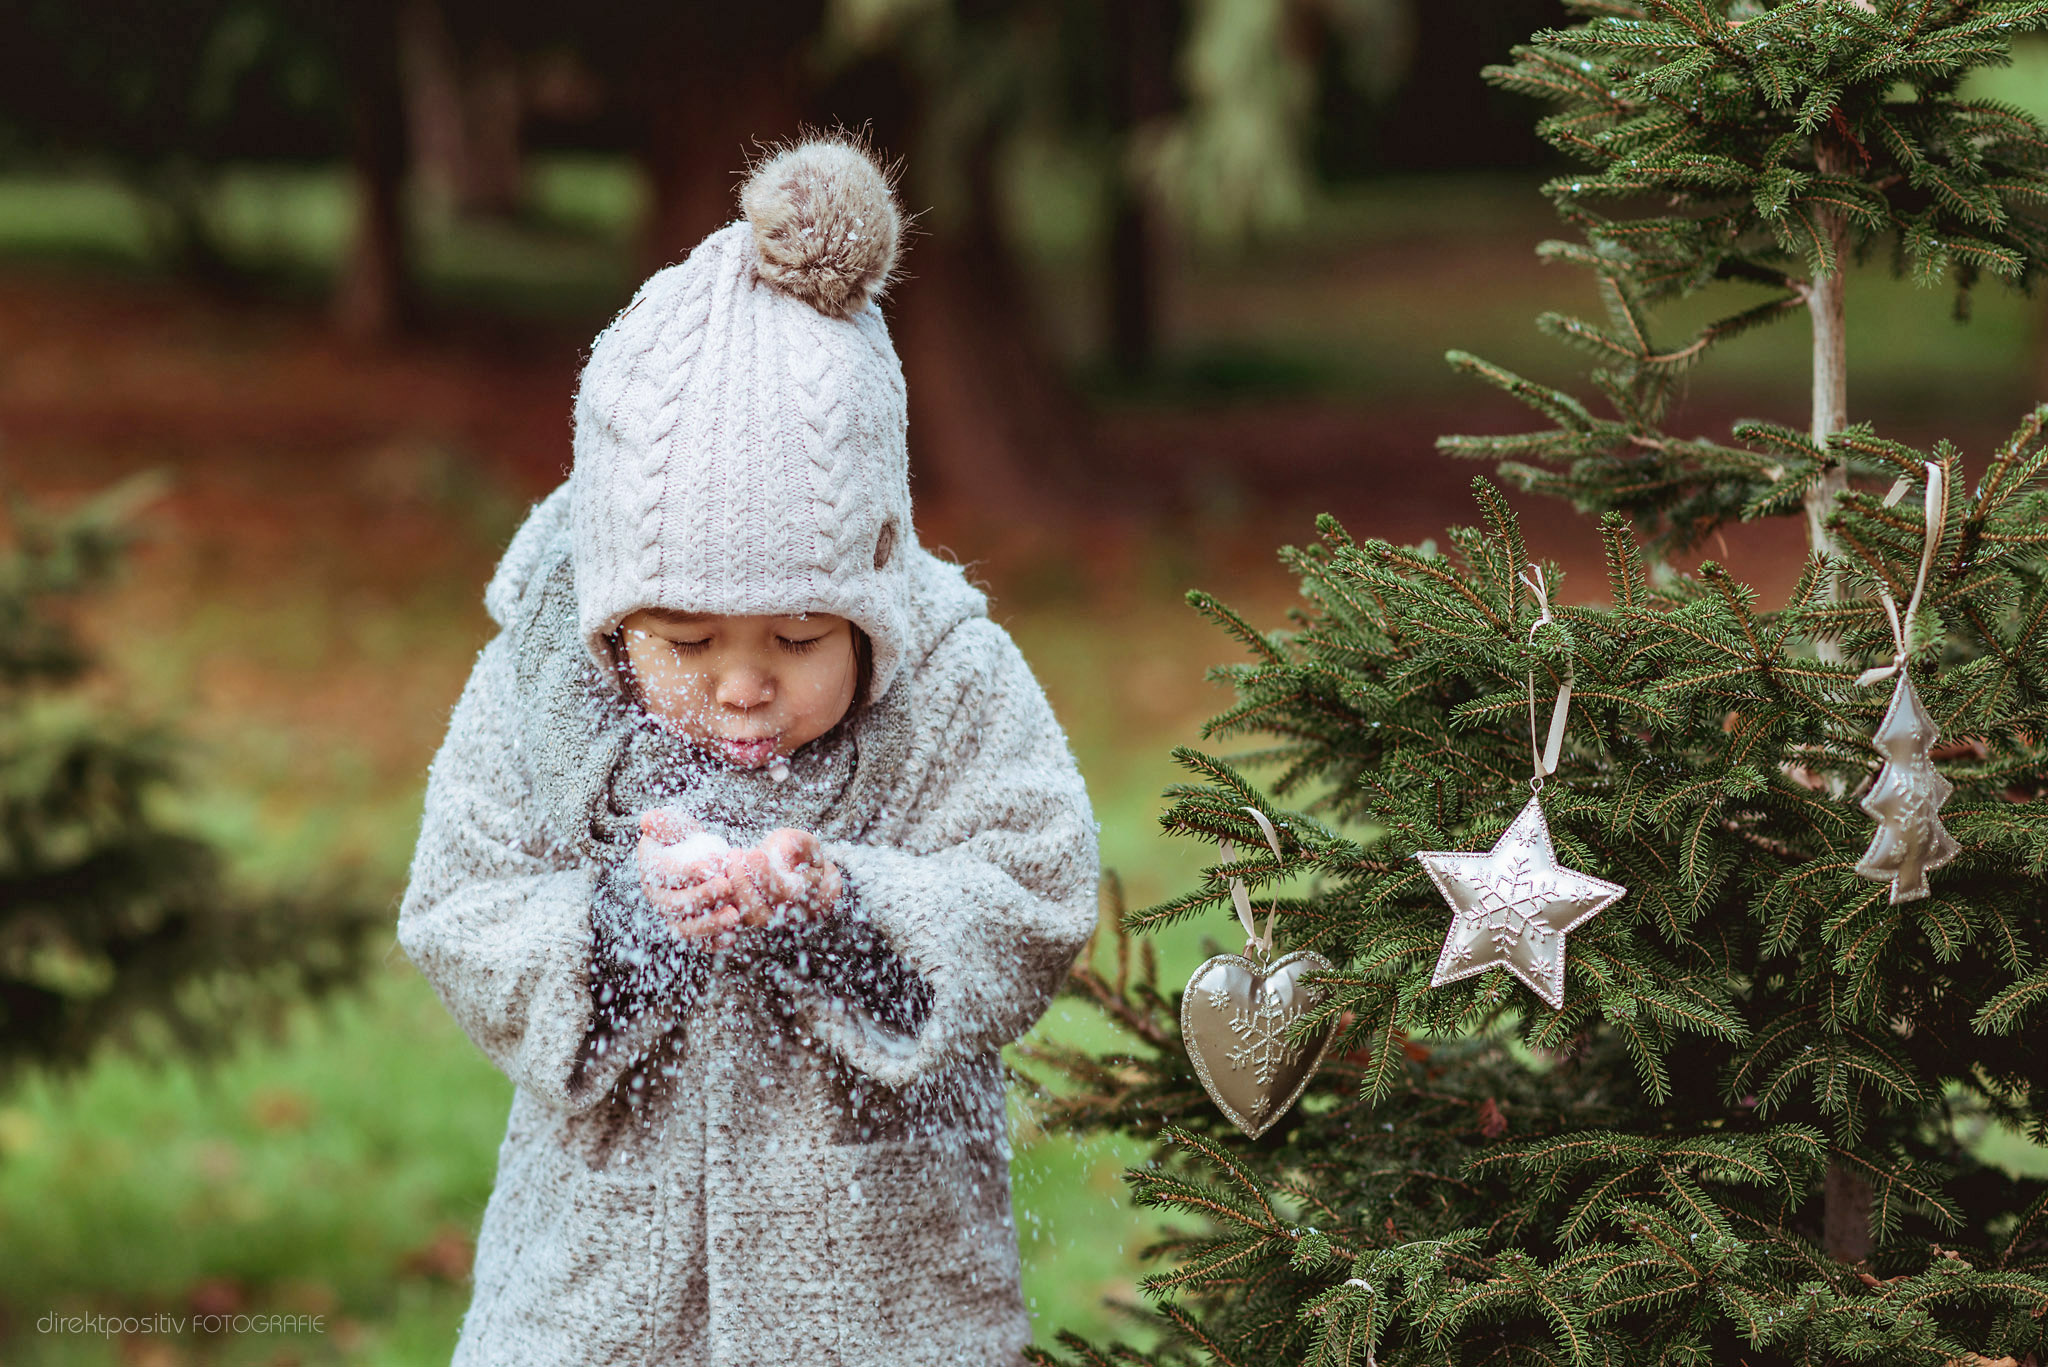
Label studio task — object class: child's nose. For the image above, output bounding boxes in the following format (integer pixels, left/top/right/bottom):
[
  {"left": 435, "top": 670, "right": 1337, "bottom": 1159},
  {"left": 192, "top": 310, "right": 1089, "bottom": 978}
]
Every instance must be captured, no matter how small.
[{"left": 715, "top": 669, "right": 773, "bottom": 710}]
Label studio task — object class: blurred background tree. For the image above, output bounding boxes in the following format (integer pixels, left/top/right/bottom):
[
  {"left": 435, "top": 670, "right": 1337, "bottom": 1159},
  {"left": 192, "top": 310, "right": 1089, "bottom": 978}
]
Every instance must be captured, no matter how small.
[
  {"left": 0, "top": 0, "right": 343, "bottom": 285},
  {"left": 0, "top": 473, "right": 377, "bottom": 1087},
  {"left": 0, "top": 0, "right": 1551, "bottom": 495}
]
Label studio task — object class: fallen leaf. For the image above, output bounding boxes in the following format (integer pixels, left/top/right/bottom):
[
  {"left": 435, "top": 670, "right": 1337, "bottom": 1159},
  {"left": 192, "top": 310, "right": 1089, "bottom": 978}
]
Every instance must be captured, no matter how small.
[
  {"left": 187, "top": 1277, "right": 245, "bottom": 1318},
  {"left": 247, "top": 1088, "right": 312, "bottom": 1132},
  {"left": 401, "top": 1227, "right": 473, "bottom": 1283}
]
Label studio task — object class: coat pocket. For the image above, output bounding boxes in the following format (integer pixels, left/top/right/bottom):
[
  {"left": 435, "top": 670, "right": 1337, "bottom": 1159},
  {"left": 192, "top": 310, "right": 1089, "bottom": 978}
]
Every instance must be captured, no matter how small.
[
  {"left": 484, "top": 1136, "right": 661, "bottom": 1365},
  {"left": 832, "top": 1134, "right": 1028, "bottom": 1362},
  {"left": 710, "top": 1147, "right": 852, "bottom": 1365},
  {"left": 460, "top": 1127, "right": 539, "bottom": 1348}
]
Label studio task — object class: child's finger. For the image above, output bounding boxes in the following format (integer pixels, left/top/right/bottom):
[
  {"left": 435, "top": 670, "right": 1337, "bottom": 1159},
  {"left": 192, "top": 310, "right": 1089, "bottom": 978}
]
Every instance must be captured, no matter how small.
[
  {"left": 641, "top": 839, "right": 726, "bottom": 889},
  {"left": 657, "top": 876, "right": 744, "bottom": 921},
  {"left": 756, "top": 834, "right": 826, "bottom": 906},
  {"left": 642, "top": 878, "right": 695, "bottom": 916},
  {"left": 761, "top": 827, "right": 822, "bottom": 872},
  {"left": 662, "top": 903, "right": 746, "bottom": 941},
  {"left": 762, "top": 832, "right": 840, "bottom": 914},
  {"left": 672, "top": 874, "right": 740, "bottom": 914},
  {"left": 677, "top": 876, "right": 775, "bottom": 928},
  {"left": 724, "top": 869, "right": 774, "bottom": 923},
  {"left": 813, "top": 861, "right": 843, "bottom": 911},
  {"left": 639, "top": 807, "right": 703, "bottom": 843},
  {"left": 723, "top": 848, "right": 777, "bottom": 898},
  {"left": 645, "top": 867, "right": 731, "bottom": 915}
]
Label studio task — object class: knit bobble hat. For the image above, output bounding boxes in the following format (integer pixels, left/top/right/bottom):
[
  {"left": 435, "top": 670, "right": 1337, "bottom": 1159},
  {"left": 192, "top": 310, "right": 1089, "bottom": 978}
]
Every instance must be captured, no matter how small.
[{"left": 569, "top": 137, "right": 914, "bottom": 700}]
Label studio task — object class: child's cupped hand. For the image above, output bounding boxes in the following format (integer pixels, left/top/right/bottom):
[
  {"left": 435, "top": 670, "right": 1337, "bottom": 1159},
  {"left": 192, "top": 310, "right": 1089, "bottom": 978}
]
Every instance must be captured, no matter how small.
[{"left": 636, "top": 808, "right": 843, "bottom": 946}]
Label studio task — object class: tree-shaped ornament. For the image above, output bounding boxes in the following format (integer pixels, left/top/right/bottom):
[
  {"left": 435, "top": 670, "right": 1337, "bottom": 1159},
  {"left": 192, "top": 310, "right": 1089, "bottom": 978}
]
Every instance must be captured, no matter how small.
[
  {"left": 1181, "top": 807, "right": 1338, "bottom": 1139},
  {"left": 1854, "top": 463, "right": 1961, "bottom": 904},
  {"left": 1418, "top": 568, "right": 1626, "bottom": 1011}
]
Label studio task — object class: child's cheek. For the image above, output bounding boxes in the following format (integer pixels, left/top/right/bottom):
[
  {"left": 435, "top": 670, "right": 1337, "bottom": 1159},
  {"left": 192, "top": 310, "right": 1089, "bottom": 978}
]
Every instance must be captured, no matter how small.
[{"left": 642, "top": 671, "right": 713, "bottom": 730}]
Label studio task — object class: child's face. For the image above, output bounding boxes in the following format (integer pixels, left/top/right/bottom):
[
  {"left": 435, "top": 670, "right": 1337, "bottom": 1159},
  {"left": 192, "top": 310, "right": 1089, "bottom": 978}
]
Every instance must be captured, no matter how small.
[{"left": 616, "top": 609, "right": 859, "bottom": 767}]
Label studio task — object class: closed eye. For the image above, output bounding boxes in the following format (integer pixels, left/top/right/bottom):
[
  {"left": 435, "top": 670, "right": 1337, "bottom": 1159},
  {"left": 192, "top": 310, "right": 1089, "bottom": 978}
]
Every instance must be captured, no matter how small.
[
  {"left": 778, "top": 636, "right": 824, "bottom": 653},
  {"left": 668, "top": 638, "right": 711, "bottom": 656}
]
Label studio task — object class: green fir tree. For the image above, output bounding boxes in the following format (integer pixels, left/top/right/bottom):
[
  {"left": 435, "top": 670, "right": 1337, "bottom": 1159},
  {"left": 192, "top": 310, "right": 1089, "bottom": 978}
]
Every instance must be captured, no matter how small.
[
  {"left": 1027, "top": 3, "right": 2048, "bottom": 1364},
  {"left": 0, "top": 475, "right": 377, "bottom": 1090}
]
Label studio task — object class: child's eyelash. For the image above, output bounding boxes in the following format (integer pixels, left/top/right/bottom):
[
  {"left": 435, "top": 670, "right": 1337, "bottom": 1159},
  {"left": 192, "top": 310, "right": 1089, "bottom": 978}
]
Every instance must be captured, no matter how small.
[
  {"left": 668, "top": 639, "right": 711, "bottom": 655},
  {"left": 778, "top": 636, "right": 823, "bottom": 653}
]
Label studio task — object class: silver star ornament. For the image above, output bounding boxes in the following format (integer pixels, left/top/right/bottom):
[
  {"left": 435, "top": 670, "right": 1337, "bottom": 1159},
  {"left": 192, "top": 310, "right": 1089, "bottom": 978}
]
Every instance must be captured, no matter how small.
[{"left": 1417, "top": 795, "right": 1626, "bottom": 1010}]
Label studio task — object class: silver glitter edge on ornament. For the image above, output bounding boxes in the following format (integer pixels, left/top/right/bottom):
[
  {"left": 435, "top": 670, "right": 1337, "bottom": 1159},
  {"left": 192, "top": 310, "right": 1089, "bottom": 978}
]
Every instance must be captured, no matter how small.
[
  {"left": 1417, "top": 793, "right": 1626, "bottom": 1012},
  {"left": 1181, "top": 948, "right": 1339, "bottom": 1140}
]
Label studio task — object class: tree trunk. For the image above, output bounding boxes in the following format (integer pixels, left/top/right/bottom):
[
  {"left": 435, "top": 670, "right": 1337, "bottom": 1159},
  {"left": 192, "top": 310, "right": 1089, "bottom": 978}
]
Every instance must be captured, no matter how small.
[
  {"left": 1823, "top": 1157, "right": 1874, "bottom": 1264},
  {"left": 1818, "top": 9, "right": 1879, "bottom": 1246},
  {"left": 1804, "top": 128, "right": 1854, "bottom": 667},
  {"left": 887, "top": 122, "right": 1093, "bottom": 513},
  {"left": 399, "top": 0, "right": 464, "bottom": 213},
  {"left": 401, "top": 3, "right": 524, "bottom": 219},
  {"left": 459, "top": 38, "right": 524, "bottom": 216},
  {"left": 1106, "top": 194, "right": 1157, "bottom": 379},
  {"left": 335, "top": 0, "right": 411, "bottom": 342},
  {"left": 144, "top": 159, "right": 239, "bottom": 293},
  {"left": 1104, "top": 0, "right": 1177, "bottom": 377},
  {"left": 632, "top": 20, "right": 807, "bottom": 272},
  {"left": 1805, "top": 204, "right": 1850, "bottom": 563},
  {"left": 2032, "top": 290, "right": 2048, "bottom": 405}
]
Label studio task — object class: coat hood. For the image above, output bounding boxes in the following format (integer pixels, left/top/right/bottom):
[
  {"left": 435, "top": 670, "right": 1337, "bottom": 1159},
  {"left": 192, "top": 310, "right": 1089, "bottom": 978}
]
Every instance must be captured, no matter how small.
[{"left": 484, "top": 481, "right": 988, "bottom": 699}]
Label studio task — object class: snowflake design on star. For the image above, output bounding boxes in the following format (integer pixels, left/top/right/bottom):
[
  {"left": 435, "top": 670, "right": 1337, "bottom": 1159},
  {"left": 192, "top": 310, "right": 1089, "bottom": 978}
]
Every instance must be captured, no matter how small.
[{"left": 1416, "top": 794, "right": 1627, "bottom": 1011}]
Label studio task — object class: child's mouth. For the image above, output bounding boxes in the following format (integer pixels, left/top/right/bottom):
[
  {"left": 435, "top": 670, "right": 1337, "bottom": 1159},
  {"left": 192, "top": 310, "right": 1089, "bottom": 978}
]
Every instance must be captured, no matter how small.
[{"left": 712, "top": 737, "right": 781, "bottom": 768}]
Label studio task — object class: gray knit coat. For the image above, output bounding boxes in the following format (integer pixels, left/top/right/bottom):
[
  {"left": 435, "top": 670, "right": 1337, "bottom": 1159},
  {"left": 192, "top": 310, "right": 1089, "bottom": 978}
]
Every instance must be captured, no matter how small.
[{"left": 397, "top": 485, "right": 1100, "bottom": 1365}]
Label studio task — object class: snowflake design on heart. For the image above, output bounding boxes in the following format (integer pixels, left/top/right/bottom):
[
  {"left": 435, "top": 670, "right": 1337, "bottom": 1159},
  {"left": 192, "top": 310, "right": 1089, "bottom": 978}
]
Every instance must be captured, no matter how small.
[{"left": 1226, "top": 992, "right": 1303, "bottom": 1086}]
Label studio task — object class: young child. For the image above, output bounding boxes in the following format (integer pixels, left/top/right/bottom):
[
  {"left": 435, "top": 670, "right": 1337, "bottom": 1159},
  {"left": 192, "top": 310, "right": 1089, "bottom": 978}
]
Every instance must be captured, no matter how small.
[{"left": 397, "top": 138, "right": 1100, "bottom": 1366}]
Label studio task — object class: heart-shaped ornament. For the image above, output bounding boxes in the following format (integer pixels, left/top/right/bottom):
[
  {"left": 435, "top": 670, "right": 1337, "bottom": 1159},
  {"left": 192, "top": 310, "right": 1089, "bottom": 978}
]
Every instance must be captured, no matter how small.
[{"left": 1182, "top": 949, "right": 1338, "bottom": 1139}]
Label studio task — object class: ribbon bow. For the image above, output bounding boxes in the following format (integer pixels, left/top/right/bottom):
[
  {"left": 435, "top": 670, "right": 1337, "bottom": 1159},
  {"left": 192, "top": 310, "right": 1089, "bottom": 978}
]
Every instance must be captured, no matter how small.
[
  {"left": 1856, "top": 462, "right": 1947, "bottom": 688},
  {"left": 1220, "top": 806, "right": 1288, "bottom": 960}
]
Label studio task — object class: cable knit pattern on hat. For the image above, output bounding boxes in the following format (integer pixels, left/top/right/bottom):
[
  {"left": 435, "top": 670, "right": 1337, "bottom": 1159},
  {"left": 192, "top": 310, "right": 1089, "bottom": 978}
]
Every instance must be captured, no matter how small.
[{"left": 569, "top": 142, "right": 914, "bottom": 698}]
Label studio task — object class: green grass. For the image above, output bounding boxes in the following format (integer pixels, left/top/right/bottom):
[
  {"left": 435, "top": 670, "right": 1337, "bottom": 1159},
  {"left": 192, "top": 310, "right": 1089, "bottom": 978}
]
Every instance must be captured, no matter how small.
[
  {"left": 0, "top": 171, "right": 158, "bottom": 266},
  {"left": 0, "top": 452, "right": 1254, "bottom": 1361},
  {"left": 0, "top": 968, "right": 495, "bottom": 1365}
]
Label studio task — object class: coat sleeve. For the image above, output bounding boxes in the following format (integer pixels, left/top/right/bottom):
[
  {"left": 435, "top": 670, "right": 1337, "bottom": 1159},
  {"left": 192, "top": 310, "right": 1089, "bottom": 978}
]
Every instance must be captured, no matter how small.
[
  {"left": 396, "top": 634, "right": 678, "bottom": 1112},
  {"left": 782, "top": 619, "right": 1100, "bottom": 1089}
]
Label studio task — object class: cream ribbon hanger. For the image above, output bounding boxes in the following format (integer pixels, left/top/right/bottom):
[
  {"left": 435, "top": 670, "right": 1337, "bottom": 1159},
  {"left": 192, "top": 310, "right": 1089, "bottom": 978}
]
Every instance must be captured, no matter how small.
[
  {"left": 1521, "top": 564, "right": 1574, "bottom": 790},
  {"left": 1219, "top": 564, "right": 1576, "bottom": 958},
  {"left": 1220, "top": 805, "right": 1287, "bottom": 960},
  {"left": 1857, "top": 462, "right": 1946, "bottom": 688}
]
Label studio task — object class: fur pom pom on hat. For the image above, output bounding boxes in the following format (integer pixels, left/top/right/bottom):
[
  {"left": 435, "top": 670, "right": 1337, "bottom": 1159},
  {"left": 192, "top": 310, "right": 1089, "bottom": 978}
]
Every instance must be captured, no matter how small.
[
  {"left": 566, "top": 136, "right": 919, "bottom": 704},
  {"left": 742, "top": 139, "right": 901, "bottom": 320}
]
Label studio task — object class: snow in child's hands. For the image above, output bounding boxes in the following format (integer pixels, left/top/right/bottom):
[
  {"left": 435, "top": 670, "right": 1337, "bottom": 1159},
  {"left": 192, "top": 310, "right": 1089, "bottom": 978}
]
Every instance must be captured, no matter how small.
[{"left": 637, "top": 806, "right": 843, "bottom": 947}]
